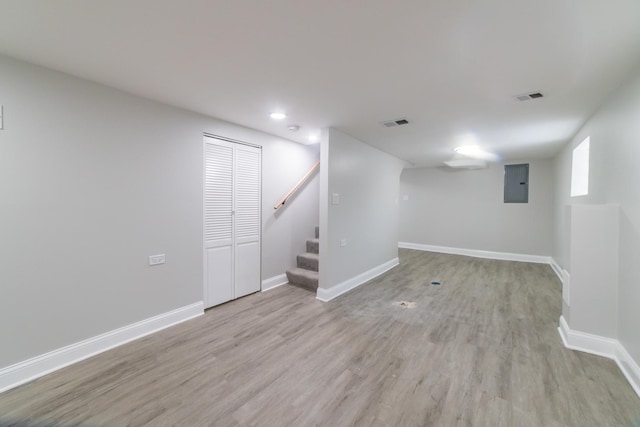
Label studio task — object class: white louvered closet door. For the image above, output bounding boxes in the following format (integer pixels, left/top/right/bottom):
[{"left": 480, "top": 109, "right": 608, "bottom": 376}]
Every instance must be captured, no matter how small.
[
  {"left": 233, "top": 144, "right": 262, "bottom": 298},
  {"left": 204, "top": 137, "right": 261, "bottom": 308}
]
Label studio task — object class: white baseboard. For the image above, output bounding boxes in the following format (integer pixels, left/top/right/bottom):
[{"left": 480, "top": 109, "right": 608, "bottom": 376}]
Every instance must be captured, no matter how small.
[
  {"left": 549, "top": 257, "right": 564, "bottom": 283},
  {"left": 549, "top": 258, "right": 570, "bottom": 305},
  {"left": 558, "top": 315, "right": 617, "bottom": 358},
  {"left": 558, "top": 315, "right": 640, "bottom": 399},
  {"left": 261, "top": 273, "right": 288, "bottom": 292},
  {"left": 613, "top": 342, "right": 640, "bottom": 399},
  {"left": 0, "top": 301, "right": 204, "bottom": 394},
  {"left": 316, "top": 258, "right": 399, "bottom": 302},
  {"left": 562, "top": 270, "right": 570, "bottom": 306},
  {"left": 399, "top": 242, "right": 551, "bottom": 264}
]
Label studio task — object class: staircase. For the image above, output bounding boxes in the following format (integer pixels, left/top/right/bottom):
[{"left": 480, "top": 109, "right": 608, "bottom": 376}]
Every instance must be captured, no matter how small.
[{"left": 286, "top": 226, "right": 319, "bottom": 291}]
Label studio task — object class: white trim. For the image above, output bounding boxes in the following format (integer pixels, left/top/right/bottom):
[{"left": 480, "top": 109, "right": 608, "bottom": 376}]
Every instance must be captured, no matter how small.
[
  {"left": 316, "top": 258, "right": 399, "bottom": 302},
  {"left": 398, "top": 242, "right": 551, "bottom": 264},
  {"left": 549, "top": 258, "right": 570, "bottom": 305},
  {"left": 558, "top": 316, "right": 640, "bottom": 399},
  {"left": 549, "top": 257, "right": 564, "bottom": 283},
  {"left": 562, "top": 270, "right": 570, "bottom": 306},
  {"left": 0, "top": 302, "right": 204, "bottom": 394},
  {"left": 557, "top": 315, "right": 617, "bottom": 358},
  {"left": 613, "top": 342, "right": 640, "bottom": 399},
  {"left": 261, "top": 273, "right": 288, "bottom": 292}
]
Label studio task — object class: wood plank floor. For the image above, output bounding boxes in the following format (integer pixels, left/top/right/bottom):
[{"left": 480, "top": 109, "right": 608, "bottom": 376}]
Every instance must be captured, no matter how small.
[{"left": 1, "top": 249, "right": 638, "bottom": 426}]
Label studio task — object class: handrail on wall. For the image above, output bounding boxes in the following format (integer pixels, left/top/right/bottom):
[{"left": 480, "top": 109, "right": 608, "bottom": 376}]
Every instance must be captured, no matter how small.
[{"left": 274, "top": 160, "right": 320, "bottom": 210}]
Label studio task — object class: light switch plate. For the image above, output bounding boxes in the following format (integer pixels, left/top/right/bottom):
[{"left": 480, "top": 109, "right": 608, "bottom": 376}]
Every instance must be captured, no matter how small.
[
  {"left": 332, "top": 193, "right": 340, "bottom": 205},
  {"left": 340, "top": 238, "right": 347, "bottom": 247}
]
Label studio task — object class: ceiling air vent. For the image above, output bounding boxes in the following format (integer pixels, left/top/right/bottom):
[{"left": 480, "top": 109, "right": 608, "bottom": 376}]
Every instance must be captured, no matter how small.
[
  {"left": 382, "top": 118, "right": 410, "bottom": 127},
  {"left": 515, "top": 92, "right": 544, "bottom": 102}
]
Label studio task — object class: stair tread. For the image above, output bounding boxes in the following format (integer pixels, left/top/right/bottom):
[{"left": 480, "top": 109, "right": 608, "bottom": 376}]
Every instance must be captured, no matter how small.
[
  {"left": 287, "top": 267, "right": 319, "bottom": 278},
  {"left": 298, "top": 252, "right": 319, "bottom": 260},
  {"left": 307, "top": 238, "right": 319, "bottom": 243}
]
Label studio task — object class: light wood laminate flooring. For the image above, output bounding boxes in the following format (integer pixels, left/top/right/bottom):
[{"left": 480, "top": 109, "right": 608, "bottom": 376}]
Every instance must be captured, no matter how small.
[{"left": 1, "top": 249, "right": 639, "bottom": 426}]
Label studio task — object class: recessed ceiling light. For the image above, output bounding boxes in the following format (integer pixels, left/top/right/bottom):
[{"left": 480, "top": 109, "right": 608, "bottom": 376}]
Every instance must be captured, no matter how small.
[
  {"left": 308, "top": 134, "right": 319, "bottom": 143},
  {"left": 444, "top": 159, "right": 488, "bottom": 169},
  {"left": 453, "top": 145, "right": 499, "bottom": 162},
  {"left": 454, "top": 145, "right": 484, "bottom": 156},
  {"left": 270, "top": 112, "right": 287, "bottom": 120}
]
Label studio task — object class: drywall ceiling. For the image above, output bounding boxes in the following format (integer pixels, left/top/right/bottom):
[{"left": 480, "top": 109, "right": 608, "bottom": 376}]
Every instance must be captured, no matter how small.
[{"left": 1, "top": 0, "right": 639, "bottom": 166}]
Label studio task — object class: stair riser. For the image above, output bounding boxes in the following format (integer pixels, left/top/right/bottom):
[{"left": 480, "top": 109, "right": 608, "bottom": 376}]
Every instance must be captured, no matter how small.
[
  {"left": 306, "top": 240, "right": 319, "bottom": 254},
  {"left": 297, "top": 255, "right": 319, "bottom": 272},
  {"left": 286, "top": 271, "right": 319, "bottom": 291},
  {"left": 315, "top": 226, "right": 319, "bottom": 239}
]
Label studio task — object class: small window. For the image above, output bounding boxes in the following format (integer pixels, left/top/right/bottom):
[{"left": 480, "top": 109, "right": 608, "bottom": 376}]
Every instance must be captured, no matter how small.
[
  {"left": 504, "top": 164, "right": 529, "bottom": 203},
  {"left": 571, "top": 136, "right": 590, "bottom": 197}
]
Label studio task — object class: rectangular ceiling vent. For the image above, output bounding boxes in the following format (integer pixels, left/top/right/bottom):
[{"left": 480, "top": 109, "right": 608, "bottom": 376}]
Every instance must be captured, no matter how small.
[
  {"left": 382, "top": 118, "right": 409, "bottom": 127},
  {"left": 515, "top": 92, "right": 544, "bottom": 102}
]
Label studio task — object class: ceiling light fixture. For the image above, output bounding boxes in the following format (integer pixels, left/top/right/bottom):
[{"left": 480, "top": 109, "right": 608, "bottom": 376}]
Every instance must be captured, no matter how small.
[
  {"left": 308, "top": 134, "right": 319, "bottom": 143},
  {"left": 454, "top": 145, "right": 484, "bottom": 157},
  {"left": 453, "top": 145, "right": 499, "bottom": 162},
  {"left": 270, "top": 112, "right": 287, "bottom": 120},
  {"left": 444, "top": 159, "right": 488, "bottom": 169}
]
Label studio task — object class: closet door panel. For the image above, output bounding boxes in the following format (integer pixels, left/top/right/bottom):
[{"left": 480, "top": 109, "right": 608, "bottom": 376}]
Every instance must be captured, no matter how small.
[
  {"left": 234, "top": 145, "right": 261, "bottom": 297},
  {"left": 204, "top": 140, "right": 234, "bottom": 308},
  {"left": 206, "top": 246, "right": 233, "bottom": 306},
  {"left": 235, "top": 241, "right": 261, "bottom": 298}
]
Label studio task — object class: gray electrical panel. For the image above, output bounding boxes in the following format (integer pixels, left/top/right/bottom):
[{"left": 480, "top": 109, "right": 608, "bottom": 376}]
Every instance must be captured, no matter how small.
[{"left": 504, "top": 164, "right": 529, "bottom": 203}]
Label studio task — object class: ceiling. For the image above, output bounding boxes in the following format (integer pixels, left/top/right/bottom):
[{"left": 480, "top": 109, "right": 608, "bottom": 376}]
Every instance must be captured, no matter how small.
[{"left": 1, "top": 0, "right": 639, "bottom": 167}]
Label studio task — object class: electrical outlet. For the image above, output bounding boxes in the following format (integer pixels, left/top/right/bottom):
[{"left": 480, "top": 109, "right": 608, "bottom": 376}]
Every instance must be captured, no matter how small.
[{"left": 149, "top": 254, "right": 166, "bottom": 266}]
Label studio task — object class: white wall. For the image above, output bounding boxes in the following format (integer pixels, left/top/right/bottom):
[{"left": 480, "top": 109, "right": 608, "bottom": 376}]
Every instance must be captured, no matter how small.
[
  {"left": 0, "top": 54, "right": 319, "bottom": 369},
  {"left": 553, "top": 70, "right": 640, "bottom": 365},
  {"left": 566, "top": 204, "right": 619, "bottom": 337},
  {"left": 399, "top": 160, "right": 554, "bottom": 256},
  {"left": 319, "top": 128, "right": 404, "bottom": 291}
]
